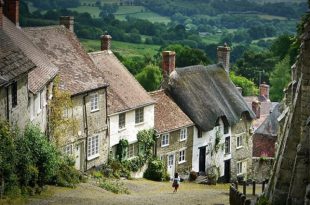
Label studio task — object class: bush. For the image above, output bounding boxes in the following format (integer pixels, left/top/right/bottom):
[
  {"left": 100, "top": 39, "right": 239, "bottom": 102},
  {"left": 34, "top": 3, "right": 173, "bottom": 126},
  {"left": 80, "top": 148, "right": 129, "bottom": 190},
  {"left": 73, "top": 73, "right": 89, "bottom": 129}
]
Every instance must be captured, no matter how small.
[
  {"left": 143, "top": 159, "right": 167, "bottom": 181},
  {"left": 189, "top": 171, "right": 198, "bottom": 181},
  {"left": 99, "top": 179, "right": 129, "bottom": 194}
]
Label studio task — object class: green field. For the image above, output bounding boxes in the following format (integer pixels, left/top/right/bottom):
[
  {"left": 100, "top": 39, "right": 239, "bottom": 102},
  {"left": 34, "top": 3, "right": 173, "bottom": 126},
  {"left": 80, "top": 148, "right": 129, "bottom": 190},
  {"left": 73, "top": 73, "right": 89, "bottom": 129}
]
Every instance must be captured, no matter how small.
[
  {"left": 201, "top": 34, "right": 222, "bottom": 44},
  {"left": 69, "top": 6, "right": 101, "bottom": 18},
  {"left": 114, "top": 6, "right": 170, "bottom": 24},
  {"left": 80, "top": 39, "right": 160, "bottom": 58}
]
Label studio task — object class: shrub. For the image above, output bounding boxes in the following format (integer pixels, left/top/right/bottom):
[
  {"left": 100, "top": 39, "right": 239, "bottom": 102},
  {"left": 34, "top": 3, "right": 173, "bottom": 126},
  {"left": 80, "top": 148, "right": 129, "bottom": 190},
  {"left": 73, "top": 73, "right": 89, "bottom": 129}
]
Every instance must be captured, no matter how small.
[
  {"left": 189, "top": 171, "right": 198, "bottom": 181},
  {"left": 143, "top": 159, "right": 167, "bottom": 181},
  {"left": 99, "top": 179, "right": 129, "bottom": 194}
]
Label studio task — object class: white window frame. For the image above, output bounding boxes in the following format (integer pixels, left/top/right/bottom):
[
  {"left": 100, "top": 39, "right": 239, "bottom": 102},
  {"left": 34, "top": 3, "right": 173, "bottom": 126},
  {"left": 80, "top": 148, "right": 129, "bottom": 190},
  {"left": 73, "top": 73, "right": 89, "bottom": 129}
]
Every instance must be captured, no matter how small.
[
  {"left": 178, "top": 149, "right": 186, "bottom": 164},
  {"left": 87, "top": 135, "right": 100, "bottom": 160},
  {"left": 119, "top": 113, "right": 126, "bottom": 129},
  {"left": 180, "top": 128, "right": 187, "bottom": 141},
  {"left": 135, "top": 107, "right": 144, "bottom": 124},
  {"left": 127, "top": 143, "right": 135, "bottom": 158},
  {"left": 236, "top": 135, "right": 243, "bottom": 149},
  {"left": 237, "top": 161, "right": 243, "bottom": 175},
  {"left": 161, "top": 133, "right": 169, "bottom": 147},
  {"left": 225, "top": 136, "right": 230, "bottom": 154},
  {"left": 90, "top": 93, "right": 99, "bottom": 112},
  {"left": 63, "top": 144, "right": 73, "bottom": 155}
]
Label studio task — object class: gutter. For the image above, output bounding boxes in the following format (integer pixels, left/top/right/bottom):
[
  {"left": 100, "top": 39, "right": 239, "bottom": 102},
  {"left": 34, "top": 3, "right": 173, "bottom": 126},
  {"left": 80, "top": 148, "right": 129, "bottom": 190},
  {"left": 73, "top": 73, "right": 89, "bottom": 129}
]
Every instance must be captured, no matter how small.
[{"left": 71, "top": 84, "right": 109, "bottom": 97}]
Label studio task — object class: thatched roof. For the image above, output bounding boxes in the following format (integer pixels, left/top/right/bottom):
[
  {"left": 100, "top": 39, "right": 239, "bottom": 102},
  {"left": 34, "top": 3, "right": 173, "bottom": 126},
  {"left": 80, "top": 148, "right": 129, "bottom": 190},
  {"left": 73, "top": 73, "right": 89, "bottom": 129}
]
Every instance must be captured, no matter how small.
[{"left": 165, "top": 64, "right": 255, "bottom": 132}]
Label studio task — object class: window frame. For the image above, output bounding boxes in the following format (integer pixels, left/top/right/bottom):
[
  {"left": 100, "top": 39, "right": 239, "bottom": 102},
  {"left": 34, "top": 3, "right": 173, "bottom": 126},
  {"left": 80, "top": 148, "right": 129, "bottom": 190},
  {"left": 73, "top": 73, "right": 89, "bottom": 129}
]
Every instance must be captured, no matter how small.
[
  {"left": 161, "top": 133, "right": 169, "bottom": 147},
  {"left": 87, "top": 135, "right": 100, "bottom": 160},
  {"left": 127, "top": 143, "right": 135, "bottom": 159},
  {"left": 237, "top": 161, "right": 243, "bottom": 175},
  {"left": 236, "top": 135, "right": 243, "bottom": 149},
  {"left": 135, "top": 107, "right": 144, "bottom": 124},
  {"left": 11, "top": 82, "right": 17, "bottom": 108},
  {"left": 90, "top": 93, "right": 99, "bottom": 112},
  {"left": 225, "top": 136, "right": 230, "bottom": 154},
  {"left": 119, "top": 113, "right": 126, "bottom": 129},
  {"left": 63, "top": 144, "right": 73, "bottom": 156},
  {"left": 180, "top": 128, "right": 188, "bottom": 141},
  {"left": 178, "top": 149, "right": 186, "bottom": 164}
]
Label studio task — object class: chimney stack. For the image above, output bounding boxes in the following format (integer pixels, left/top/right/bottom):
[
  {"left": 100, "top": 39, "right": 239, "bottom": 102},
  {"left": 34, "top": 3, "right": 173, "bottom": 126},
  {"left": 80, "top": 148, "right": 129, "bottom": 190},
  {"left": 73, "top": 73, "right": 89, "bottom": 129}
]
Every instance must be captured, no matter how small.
[
  {"left": 217, "top": 43, "right": 231, "bottom": 73},
  {"left": 59, "top": 16, "right": 74, "bottom": 32},
  {"left": 252, "top": 101, "right": 261, "bottom": 119},
  {"left": 5, "top": 0, "right": 19, "bottom": 26},
  {"left": 101, "top": 34, "right": 112, "bottom": 51},
  {"left": 259, "top": 82, "right": 270, "bottom": 102},
  {"left": 0, "top": 0, "right": 3, "bottom": 27},
  {"left": 162, "top": 51, "right": 176, "bottom": 77}
]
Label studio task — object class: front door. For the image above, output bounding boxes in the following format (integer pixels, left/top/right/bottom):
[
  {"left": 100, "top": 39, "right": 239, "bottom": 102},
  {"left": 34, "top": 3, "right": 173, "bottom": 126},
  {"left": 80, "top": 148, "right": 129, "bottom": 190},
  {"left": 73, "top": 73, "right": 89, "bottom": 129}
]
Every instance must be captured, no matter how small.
[
  {"left": 167, "top": 154, "right": 175, "bottom": 178},
  {"left": 75, "top": 143, "right": 82, "bottom": 171},
  {"left": 199, "top": 146, "right": 206, "bottom": 173},
  {"left": 224, "top": 159, "right": 231, "bottom": 183}
]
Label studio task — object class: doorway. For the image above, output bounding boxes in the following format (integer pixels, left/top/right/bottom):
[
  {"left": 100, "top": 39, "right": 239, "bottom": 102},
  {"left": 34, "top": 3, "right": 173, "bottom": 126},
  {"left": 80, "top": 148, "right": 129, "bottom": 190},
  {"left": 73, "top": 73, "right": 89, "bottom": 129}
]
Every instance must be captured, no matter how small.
[
  {"left": 167, "top": 153, "right": 175, "bottom": 178},
  {"left": 199, "top": 146, "right": 206, "bottom": 173},
  {"left": 224, "top": 159, "right": 231, "bottom": 183}
]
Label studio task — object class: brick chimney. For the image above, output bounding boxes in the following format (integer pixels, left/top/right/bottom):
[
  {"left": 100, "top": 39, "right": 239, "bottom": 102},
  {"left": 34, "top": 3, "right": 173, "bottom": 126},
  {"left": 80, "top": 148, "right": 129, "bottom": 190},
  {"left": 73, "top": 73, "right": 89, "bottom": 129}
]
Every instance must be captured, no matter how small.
[
  {"left": 4, "top": 0, "right": 19, "bottom": 26},
  {"left": 101, "top": 34, "right": 112, "bottom": 51},
  {"left": 0, "top": 0, "right": 3, "bottom": 27},
  {"left": 252, "top": 101, "right": 261, "bottom": 119},
  {"left": 259, "top": 82, "right": 270, "bottom": 101},
  {"left": 217, "top": 43, "right": 231, "bottom": 73},
  {"left": 59, "top": 16, "right": 74, "bottom": 32},
  {"left": 162, "top": 51, "right": 176, "bottom": 77}
]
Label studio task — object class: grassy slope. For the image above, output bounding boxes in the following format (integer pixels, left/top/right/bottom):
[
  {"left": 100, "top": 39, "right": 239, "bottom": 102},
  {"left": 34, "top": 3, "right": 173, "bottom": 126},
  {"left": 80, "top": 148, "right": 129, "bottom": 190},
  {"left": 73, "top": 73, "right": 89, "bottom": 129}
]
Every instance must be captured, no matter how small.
[{"left": 80, "top": 39, "right": 160, "bottom": 58}]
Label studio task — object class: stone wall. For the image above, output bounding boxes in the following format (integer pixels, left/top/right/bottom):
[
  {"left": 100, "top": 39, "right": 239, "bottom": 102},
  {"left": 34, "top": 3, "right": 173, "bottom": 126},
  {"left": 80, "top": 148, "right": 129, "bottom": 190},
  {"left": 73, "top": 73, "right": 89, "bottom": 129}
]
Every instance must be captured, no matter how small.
[{"left": 252, "top": 157, "right": 273, "bottom": 183}]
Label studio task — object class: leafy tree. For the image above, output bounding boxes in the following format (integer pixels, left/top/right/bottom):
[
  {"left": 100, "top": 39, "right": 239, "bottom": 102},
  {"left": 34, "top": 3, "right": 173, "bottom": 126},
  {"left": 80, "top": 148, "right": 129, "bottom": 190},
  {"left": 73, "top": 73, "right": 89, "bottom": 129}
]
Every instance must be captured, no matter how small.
[
  {"left": 135, "top": 64, "right": 163, "bottom": 91},
  {"left": 269, "top": 55, "right": 291, "bottom": 102},
  {"left": 230, "top": 72, "right": 258, "bottom": 96}
]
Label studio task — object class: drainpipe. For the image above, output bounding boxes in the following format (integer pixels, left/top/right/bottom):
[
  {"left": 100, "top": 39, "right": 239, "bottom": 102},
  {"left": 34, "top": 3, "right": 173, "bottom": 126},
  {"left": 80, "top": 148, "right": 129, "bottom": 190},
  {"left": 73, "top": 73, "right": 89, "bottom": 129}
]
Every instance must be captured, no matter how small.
[
  {"left": 105, "top": 87, "right": 110, "bottom": 160},
  {"left": 83, "top": 93, "right": 89, "bottom": 171}
]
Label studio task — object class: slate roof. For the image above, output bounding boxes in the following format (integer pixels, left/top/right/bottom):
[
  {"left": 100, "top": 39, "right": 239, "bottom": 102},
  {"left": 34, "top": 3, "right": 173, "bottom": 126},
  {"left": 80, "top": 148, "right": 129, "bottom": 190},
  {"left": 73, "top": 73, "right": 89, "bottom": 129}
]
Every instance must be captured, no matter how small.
[
  {"left": 255, "top": 103, "right": 281, "bottom": 137},
  {"left": 150, "top": 90, "right": 194, "bottom": 134},
  {"left": 165, "top": 64, "right": 255, "bottom": 132},
  {"left": 24, "top": 26, "right": 108, "bottom": 95},
  {"left": 2, "top": 17, "right": 58, "bottom": 93},
  {"left": 0, "top": 28, "right": 35, "bottom": 86},
  {"left": 89, "top": 50, "right": 154, "bottom": 115}
]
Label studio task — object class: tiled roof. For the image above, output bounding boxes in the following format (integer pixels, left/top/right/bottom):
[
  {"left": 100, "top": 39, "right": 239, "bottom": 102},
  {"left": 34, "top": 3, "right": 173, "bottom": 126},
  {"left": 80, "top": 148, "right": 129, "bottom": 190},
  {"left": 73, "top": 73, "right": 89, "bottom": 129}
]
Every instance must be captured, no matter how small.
[
  {"left": 24, "top": 26, "right": 107, "bottom": 95},
  {"left": 2, "top": 17, "right": 58, "bottom": 93},
  {"left": 0, "top": 28, "right": 35, "bottom": 86},
  {"left": 150, "top": 90, "right": 194, "bottom": 133},
  {"left": 165, "top": 64, "right": 255, "bottom": 132},
  {"left": 89, "top": 50, "right": 154, "bottom": 115}
]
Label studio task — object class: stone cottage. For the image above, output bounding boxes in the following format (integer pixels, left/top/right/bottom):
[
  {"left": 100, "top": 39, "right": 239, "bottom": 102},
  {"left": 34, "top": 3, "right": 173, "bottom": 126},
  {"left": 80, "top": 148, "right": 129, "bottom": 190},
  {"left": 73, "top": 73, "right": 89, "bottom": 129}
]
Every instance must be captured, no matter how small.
[
  {"left": 150, "top": 89, "right": 194, "bottom": 178},
  {"left": 161, "top": 50, "right": 255, "bottom": 182},
  {"left": 89, "top": 35, "right": 155, "bottom": 177},
  {"left": 0, "top": 0, "right": 58, "bottom": 132},
  {"left": 24, "top": 18, "right": 109, "bottom": 171}
]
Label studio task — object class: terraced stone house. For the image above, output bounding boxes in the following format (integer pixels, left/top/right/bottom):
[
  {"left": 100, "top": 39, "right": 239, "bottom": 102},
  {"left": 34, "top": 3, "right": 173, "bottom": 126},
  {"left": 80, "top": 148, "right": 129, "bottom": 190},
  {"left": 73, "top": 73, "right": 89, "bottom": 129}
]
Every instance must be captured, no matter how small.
[{"left": 150, "top": 89, "right": 194, "bottom": 178}]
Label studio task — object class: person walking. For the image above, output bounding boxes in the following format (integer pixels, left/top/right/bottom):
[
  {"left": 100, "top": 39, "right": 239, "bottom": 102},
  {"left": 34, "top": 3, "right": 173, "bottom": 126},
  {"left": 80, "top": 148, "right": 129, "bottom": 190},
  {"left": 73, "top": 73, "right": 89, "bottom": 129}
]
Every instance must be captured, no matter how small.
[{"left": 172, "top": 173, "right": 180, "bottom": 193}]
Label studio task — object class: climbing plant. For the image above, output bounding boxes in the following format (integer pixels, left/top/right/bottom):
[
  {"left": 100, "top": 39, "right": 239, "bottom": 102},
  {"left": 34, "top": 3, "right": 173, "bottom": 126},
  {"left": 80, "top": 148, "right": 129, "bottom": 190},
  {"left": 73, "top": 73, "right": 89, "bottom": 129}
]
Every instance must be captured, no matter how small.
[
  {"left": 48, "top": 76, "right": 78, "bottom": 146},
  {"left": 116, "top": 139, "right": 129, "bottom": 161}
]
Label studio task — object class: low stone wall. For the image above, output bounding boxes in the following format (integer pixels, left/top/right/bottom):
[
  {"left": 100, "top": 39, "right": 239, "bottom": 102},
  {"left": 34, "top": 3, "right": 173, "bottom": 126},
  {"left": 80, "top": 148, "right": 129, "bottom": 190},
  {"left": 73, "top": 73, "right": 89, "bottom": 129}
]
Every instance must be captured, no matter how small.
[{"left": 252, "top": 157, "right": 273, "bottom": 183}]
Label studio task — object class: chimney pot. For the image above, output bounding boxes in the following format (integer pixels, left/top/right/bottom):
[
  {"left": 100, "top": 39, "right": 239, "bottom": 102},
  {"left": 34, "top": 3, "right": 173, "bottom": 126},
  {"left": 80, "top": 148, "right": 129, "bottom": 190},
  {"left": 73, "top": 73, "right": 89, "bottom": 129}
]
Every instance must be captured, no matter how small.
[
  {"left": 217, "top": 44, "right": 231, "bottom": 73},
  {"left": 101, "top": 34, "right": 112, "bottom": 51},
  {"left": 5, "top": 0, "right": 19, "bottom": 26},
  {"left": 59, "top": 16, "right": 74, "bottom": 32},
  {"left": 162, "top": 51, "right": 176, "bottom": 77}
]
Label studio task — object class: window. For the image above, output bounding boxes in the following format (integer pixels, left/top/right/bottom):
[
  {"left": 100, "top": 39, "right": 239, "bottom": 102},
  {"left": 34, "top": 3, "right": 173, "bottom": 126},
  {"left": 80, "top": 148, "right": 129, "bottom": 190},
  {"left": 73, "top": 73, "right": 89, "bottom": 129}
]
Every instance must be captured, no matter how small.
[
  {"left": 198, "top": 128, "right": 202, "bottom": 138},
  {"left": 90, "top": 94, "right": 99, "bottom": 112},
  {"left": 119, "top": 113, "right": 126, "bottom": 129},
  {"left": 168, "top": 155, "right": 174, "bottom": 166},
  {"left": 237, "top": 161, "right": 243, "bottom": 175},
  {"left": 237, "top": 135, "right": 243, "bottom": 148},
  {"left": 127, "top": 143, "right": 135, "bottom": 158},
  {"left": 225, "top": 137, "right": 230, "bottom": 154},
  {"left": 135, "top": 107, "right": 144, "bottom": 124},
  {"left": 63, "top": 144, "right": 73, "bottom": 155},
  {"left": 161, "top": 133, "right": 169, "bottom": 147},
  {"left": 180, "top": 128, "right": 187, "bottom": 141},
  {"left": 11, "top": 82, "right": 17, "bottom": 108},
  {"left": 87, "top": 135, "right": 99, "bottom": 160},
  {"left": 179, "top": 149, "right": 186, "bottom": 163},
  {"left": 224, "top": 124, "right": 229, "bottom": 134}
]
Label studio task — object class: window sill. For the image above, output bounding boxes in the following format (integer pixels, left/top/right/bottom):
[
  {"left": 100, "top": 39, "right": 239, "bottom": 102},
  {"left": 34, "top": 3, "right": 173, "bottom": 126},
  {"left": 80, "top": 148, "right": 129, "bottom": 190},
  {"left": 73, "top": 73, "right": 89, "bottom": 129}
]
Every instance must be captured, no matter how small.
[
  {"left": 87, "top": 153, "right": 100, "bottom": 161},
  {"left": 178, "top": 160, "right": 186, "bottom": 164},
  {"left": 90, "top": 109, "right": 100, "bottom": 113},
  {"left": 179, "top": 138, "right": 187, "bottom": 142},
  {"left": 118, "top": 127, "right": 126, "bottom": 132},
  {"left": 236, "top": 146, "right": 243, "bottom": 150},
  {"left": 135, "top": 122, "right": 144, "bottom": 127},
  {"left": 224, "top": 152, "right": 231, "bottom": 155},
  {"left": 161, "top": 144, "right": 169, "bottom": 148}
]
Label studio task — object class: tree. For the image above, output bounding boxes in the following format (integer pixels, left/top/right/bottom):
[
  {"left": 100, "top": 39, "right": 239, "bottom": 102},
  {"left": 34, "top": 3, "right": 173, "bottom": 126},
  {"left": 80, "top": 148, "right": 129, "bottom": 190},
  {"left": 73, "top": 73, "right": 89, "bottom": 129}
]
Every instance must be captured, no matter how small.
[
  {"left": 135, "top": 65, "right": 163, "bottom": 92},
  {"left": 269, "top": 55, "right": 291, "bottom": 102},
  {"left": 230, "top": 72, "right": 258, "bottom": 96}
]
